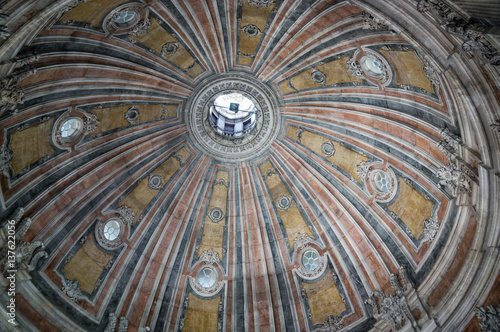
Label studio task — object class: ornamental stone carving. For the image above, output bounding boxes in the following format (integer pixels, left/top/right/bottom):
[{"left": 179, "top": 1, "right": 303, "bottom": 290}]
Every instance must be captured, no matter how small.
[
  {"left": 437, "top": 162, "right": 471, "bottom": 196},
  {"left": 208, "top": 207, "right": 224, "bottom": 223},
  {"left": 104, "top": 313, "right": 117, "bottom": 332},
  {"left": 322, "top": 315, "right": 343, "bottom": 332},
  {"left": 117, "top": 205, "right": 135, "bottom": 224},
  {"left": 61, "top": 277, "right": 83, "bottom": 302},
  {"left": 346, "top": 58, "right": 363, "bottom": 78},
  {"left": 366, "top": 292, "right": 414, "bottom": 331},
  {"left": 247, "top": 0, "right": 275, "bottom": 7},
  {"left": 475, "top": 305, "right": 500, "bottom": 332},
  {"left": 277, "top": 195, "right": 292, "bottom": 210},
  {"left": 416, "top": 0, "right": 500, "bottom": 65},
  {"left": 490, "top": 119, "right": 500, "bottom": 133},
  {"left": 366, "top": 267, "right": 418, "bottom": 331},
  {"left": 421, "top": 217, "right": 439, "bottom": 243},
  {"left": 0, "top": 146, "right": 13, "bottom": 173},
  {"left": 321, "top": 140, "right": 335, "bottom": 157},
  {"left": 124, "top": 106, "right": 139, "bottom": 124},
  {"left": 83, "top": 112, "right": 99, "bottom": 134},
  {"left": 0, "top": 9, "right": 9, "bottom": 40},
  {"left": 362, "top": 11, "right": 387, "bottom": 30},
  {"left": 117, "top": 317, "right": 129, "bottom": 332},
  {"left": 161, "top": 42, "right": 179, "bottom": 55},
  {"left": 293, "top": 233, "right": 313, "bottom": 251},
  {"left": 242, "top": 24, "right": 261, "bottom": 37},
  {"left": 60, "top": 0, "right": 89, "bottom": 14},
  {"left": 356, "top": 161, "right": 374, "bottom": 182},
  {"left": 200, "top": 248, "right": 220, "bottom": 265},
  {"left": 0, "top": 78, "right": 25, "bottom": 116},
  {"left": 129, "top": 19, "right": 151, "bottom": 37},
  {"left": 148, "top": 174, "right": 163, "bottom": 190},
  {"left": 311, "top": 69, "right": 327, "bottom": 85},
  {"left": 437, "top": 127, "right": 461, "bottom": 160}
]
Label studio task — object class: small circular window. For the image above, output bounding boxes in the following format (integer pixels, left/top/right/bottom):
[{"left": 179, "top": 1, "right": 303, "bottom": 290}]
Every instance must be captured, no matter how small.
[
  {"left": 114, "top": 10, "right": 138, "bottom": 25},
  {"left": 209, "top": 92, "right": 257, "bottom": 138},
  {"left": 197, "top": 267, "right": 217, "bottom": 288},
  {"left": 103, "top": 219, "right": 121, "bottom": 241},
  {"left": 361, "top": 56, "right": 384, "bottom": 78},
  {"left": 60, "top": 118, "right": 83, "bottom": 139},
  {"left": 302, "top": 250, "right": 319, "bottom": 271},
  {"left": 373, "top": 170, "right": 391, "bottom": 192}
]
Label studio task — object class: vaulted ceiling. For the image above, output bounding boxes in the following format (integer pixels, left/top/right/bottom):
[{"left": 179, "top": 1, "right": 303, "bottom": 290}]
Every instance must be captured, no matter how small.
[{"left": 0, "top": 0, "right": 499, "bottom": 331}]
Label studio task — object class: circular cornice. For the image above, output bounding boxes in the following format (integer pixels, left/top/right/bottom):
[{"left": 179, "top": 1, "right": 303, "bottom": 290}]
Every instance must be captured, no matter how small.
[{"left": 185, "top": 72, "right": 281, "bottom": 162}]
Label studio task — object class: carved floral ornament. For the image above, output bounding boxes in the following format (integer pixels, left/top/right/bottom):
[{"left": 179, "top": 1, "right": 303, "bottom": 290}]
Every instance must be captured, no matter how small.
[
  {"left": 365, "top": 267, "right": 419, "bottom": 331},
  {"left": 0, "top": 208, "right": 48, "bottom": 273},
  {"left": 415, "top": 0, "right": 500, "bottom": 65}
]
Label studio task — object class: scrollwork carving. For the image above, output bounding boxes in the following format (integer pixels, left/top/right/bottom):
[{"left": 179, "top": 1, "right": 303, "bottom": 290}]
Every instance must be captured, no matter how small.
[
  {"left": 61, "top": 277, "right": 83, "bottom": 302},
  {"left": 362, "top": 11, "right": 387, "bottom": 30},
  {"left": 416, "top": 0, "right": 500, "bottom": 65},
  {"left": 475, "top": 305, "right": 500, "bottom": 332}
]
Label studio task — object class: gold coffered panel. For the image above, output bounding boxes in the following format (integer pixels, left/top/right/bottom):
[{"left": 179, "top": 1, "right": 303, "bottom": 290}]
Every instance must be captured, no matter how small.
[
  {"left": 62, "top": 236, "right": 113, "bottom": 294},
  {"left": 8, "top": 118, "right": 56, "bottom": 176}
]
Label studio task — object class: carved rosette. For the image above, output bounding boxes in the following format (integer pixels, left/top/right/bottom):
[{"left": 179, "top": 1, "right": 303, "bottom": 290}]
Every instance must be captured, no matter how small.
[
  {"left": 208, "top": 207, "right": 224, "bottom": 223},
  {"left": 162, "top": 42, "right": 179, "bottom": 55},
  {"left": 276, "top": 195, "right": 292, "bottom": 211},
  {"left": 242, "top": 24, "right": 261, "bottom": 37},
  {"left": 0, "top": 78, "right": 25, "bottom": 116},
  {"left": 148, "top": 174, "right": 163, "bottom": 190},
  {"left": 321, "top": 140, "right": 335, "bottom": 157}
]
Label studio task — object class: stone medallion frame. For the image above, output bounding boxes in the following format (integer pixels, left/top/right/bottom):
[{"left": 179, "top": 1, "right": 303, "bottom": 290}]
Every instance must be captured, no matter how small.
[
  {"left": 189, "top": 264, "right": 225, "bottom": 297},
  {"left": 186, "top": 73, "right": 281, "bottom": 162},
  {"left": 95, "top": 217, "right": 125, "bottom": 251}
]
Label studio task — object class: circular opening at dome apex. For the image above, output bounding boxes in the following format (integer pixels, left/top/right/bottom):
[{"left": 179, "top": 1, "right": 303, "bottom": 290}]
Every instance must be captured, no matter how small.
[{"left": 209, "top": 92, "right": 257, "bottom": 138}]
